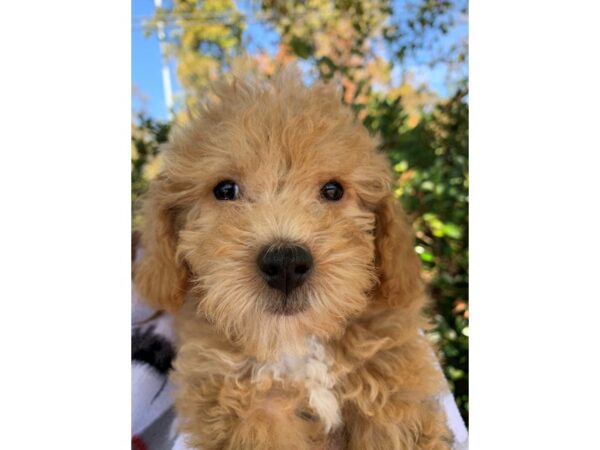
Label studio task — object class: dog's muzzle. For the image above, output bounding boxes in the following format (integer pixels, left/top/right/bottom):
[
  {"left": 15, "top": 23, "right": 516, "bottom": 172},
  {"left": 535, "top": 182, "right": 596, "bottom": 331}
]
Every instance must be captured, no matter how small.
[{"left": 257, "top": 243, "right": 313, "bottom": 296}]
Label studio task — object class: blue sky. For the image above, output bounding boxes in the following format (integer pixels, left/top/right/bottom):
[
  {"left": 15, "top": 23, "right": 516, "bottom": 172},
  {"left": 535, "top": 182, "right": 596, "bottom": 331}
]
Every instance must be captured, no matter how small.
[
  {"left": 132, "top": 0, "right": 467, "bottom": 121},
  {"left": 132, "top": 0, "right": 280, "bottom": 119},
  {"left": 132, "top": 0, "right": 176, "bottom": 119}
]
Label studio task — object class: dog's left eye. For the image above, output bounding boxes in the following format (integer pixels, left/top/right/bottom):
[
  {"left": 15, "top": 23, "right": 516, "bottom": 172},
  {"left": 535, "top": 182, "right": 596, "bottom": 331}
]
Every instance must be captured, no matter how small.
[
  {"left": 213, "top": 180, "right": 240, "bottom": 200},
  {"left": 320, "top": 181, "right": 344, "bottom": 201}
]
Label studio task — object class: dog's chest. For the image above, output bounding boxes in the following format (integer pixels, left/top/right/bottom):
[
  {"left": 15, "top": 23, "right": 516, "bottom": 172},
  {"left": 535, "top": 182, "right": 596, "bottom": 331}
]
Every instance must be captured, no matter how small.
[{"left": 250, "top": 336, "right": 341, "bottom": 432}]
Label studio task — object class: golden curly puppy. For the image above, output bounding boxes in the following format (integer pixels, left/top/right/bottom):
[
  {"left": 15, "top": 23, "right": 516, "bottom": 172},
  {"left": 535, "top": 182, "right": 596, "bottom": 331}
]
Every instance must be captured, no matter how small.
[{"left": 134, "top": 68, "right": 452, "bottom": 450}]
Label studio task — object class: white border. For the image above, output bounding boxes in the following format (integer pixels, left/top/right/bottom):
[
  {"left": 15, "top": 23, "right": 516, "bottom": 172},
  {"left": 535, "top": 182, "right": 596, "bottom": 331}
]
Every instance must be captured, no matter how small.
[
  {"left": 0, "top": 1, "right": 130, "bottom": 448},
  {"left": 471, "top": 0, "right": 600, "bottom": 448}
]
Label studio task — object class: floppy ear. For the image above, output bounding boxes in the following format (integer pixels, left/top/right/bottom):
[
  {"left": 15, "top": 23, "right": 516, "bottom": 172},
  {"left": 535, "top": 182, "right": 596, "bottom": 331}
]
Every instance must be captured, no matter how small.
[
  {"left": 133, "top": 176, "right": 188, "bottom": 313},
  {"left": 374, "top": 191, "right": 424, "bottom": 308}
]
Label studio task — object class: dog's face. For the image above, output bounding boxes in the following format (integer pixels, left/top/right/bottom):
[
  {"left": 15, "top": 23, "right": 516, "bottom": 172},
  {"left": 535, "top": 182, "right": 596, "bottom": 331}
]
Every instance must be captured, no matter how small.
[{"left": 135, "top": 70, "right": 423, "bottom": 360}]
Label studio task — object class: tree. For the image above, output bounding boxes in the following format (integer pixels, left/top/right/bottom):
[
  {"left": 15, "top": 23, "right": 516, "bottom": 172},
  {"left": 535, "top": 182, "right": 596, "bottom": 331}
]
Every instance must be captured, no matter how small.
[{"left": 148, "top": 0, "right": 245, "bottom": 111}]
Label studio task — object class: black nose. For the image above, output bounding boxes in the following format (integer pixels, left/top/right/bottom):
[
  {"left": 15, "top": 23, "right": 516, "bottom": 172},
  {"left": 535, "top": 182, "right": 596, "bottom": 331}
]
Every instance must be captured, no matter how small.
[{"left": 257, "top": 244, "right": 313, "bottom": 295}]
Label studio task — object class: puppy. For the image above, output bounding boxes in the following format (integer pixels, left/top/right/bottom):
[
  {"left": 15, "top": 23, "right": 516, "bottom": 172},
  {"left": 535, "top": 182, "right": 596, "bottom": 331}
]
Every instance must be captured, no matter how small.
[{"left": 134, "top": 68, "right": 453, "bottom": 449}]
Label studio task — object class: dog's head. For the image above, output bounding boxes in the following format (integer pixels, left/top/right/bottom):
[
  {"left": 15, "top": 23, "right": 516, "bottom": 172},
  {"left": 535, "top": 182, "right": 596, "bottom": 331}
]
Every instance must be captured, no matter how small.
[{"left": 134, "top": 69, "right": 423, "bottom": 360}]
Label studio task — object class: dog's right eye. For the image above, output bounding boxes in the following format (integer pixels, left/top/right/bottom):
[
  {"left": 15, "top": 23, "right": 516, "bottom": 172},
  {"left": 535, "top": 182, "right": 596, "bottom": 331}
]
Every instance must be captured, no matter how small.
[{"left": 213, "top": 180, "right": 240, "bottom": 200}]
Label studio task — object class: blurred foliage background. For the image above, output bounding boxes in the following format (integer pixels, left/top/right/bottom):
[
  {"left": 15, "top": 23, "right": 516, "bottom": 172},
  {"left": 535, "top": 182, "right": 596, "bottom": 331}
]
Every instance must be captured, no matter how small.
[{"left": 132, "top": 0, "right": 468, "bottom": 424}]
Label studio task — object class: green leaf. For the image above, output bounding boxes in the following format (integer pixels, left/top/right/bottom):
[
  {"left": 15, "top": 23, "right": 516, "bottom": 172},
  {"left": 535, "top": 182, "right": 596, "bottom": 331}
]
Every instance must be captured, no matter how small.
[
  {"left": 442, "top": 223, "right": 462, "bottom": 239},
  {"left": 290, "top": 36, "right": 313, "bottom": 59},
  {"left": 420, "top": 251, "right": 434, "bottom": 262},
  {"left": 394, "top": 160, "right": 409, "bottom": 173}
]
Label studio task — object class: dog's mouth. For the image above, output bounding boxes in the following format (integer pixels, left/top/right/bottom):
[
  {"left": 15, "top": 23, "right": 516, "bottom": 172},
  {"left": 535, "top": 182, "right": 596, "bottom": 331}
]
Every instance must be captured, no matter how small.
[{"left": 265, "top": 290, "right": 310, "bottom": 316}]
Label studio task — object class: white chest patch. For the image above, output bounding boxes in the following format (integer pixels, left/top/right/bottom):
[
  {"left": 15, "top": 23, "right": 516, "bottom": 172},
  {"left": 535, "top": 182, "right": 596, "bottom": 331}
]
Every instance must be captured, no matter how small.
[{"left": 251, "top": 336, "right": 341, "bottom": 432}]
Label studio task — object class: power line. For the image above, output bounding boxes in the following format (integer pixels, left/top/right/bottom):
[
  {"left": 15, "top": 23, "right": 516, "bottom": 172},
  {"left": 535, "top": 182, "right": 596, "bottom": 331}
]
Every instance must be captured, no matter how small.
[
  {"left": 131, "top": 15, "right": 273, "bottom": 30},
  {"left": 154, "top": 0, "right": 174, "bottom": 120}
]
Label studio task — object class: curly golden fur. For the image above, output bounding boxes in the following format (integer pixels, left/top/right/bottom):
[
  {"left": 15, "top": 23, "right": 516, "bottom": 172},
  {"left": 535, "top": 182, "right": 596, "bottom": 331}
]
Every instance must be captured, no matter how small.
[{"left": 134, "top": 67, "right": 453, "bottom": 449}]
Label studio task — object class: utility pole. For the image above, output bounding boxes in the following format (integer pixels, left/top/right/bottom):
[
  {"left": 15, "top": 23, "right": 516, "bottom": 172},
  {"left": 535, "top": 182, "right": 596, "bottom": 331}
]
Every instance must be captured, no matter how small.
[{"left": 154, "top": 0, "right": 174, "bottom": 120}]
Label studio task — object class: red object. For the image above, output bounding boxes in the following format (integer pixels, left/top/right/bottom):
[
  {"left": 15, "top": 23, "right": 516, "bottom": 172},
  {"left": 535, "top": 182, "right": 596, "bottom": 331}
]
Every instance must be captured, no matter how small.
[{"left": 132, "top": 435, "right": 148, "bottom": 450}]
